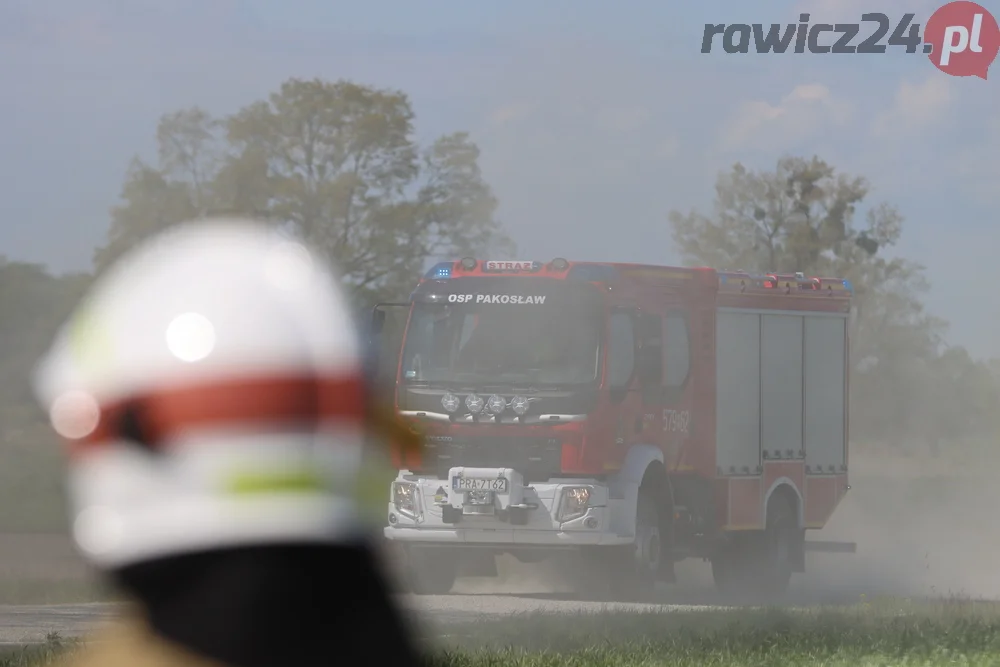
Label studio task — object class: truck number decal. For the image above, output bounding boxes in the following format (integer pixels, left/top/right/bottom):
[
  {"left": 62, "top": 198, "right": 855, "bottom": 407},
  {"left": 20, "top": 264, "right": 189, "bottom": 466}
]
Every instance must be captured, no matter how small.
[{"left": 663, "top": 409, "right": 690, "bottom": 434}]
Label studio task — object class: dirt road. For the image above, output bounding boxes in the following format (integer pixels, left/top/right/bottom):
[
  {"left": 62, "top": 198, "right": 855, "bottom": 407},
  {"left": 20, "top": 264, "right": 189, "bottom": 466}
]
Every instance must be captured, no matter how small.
[
  {"left": 0, "top": 562, "right": 953, "bottom": 646},
  {"left": 0, "top": 588, "right": 856, "bottom": 645},
  {"left": 0, "top": 596, "right": 688, "bottom": 644}
]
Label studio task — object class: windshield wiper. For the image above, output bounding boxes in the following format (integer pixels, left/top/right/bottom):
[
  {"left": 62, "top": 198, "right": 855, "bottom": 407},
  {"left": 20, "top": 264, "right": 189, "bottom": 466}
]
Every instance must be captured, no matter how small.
[
  {"left": 457, "top": 379, "right": 586, "bottom": 392},
  {"left": 404, "top": 379, "right": 460, "bottom": 390},
  {"left": 473, "top": 380, "right": 541, "bottom": 393},
  {"left": 406, "top": 373, "right": 591, "bottom": 392}
]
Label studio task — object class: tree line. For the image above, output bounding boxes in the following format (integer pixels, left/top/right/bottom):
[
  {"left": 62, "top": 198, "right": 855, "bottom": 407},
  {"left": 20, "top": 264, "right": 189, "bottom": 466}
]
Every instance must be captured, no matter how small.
[{"left": 3, "top": 76, "right": 997, "bottom": 459}]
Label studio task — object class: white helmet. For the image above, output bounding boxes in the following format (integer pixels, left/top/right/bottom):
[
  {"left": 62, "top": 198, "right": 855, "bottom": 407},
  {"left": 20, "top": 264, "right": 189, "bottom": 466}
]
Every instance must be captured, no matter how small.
[{"left": 32, "top": 218, "right": 408, "bottom": 570}]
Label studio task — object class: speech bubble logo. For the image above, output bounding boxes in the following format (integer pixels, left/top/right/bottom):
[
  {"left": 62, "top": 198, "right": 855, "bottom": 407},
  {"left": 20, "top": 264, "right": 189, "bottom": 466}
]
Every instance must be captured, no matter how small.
[{"left": 924, "top": 1, "right": 1000, "bottom": 79}]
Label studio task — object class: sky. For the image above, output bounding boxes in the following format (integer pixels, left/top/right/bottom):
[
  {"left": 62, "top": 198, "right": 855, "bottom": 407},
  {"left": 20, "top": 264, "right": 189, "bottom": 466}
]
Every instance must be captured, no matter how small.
[{"left": 1, "top": 0, "right": 999, "bottom": 358}]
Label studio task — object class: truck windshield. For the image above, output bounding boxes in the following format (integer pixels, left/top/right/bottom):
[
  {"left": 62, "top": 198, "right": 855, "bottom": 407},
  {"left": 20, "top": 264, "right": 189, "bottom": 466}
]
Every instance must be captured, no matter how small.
[{"left": 400, "top": 285, "right": 603, "bottom": 387}]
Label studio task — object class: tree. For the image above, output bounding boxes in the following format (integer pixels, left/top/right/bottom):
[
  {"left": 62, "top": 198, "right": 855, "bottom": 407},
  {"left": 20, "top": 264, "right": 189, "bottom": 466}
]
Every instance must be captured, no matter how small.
[
  {"left": 0, "top": 259, "right": 91, "bottom": 437},
  {"left": 0, "top": 259, "right": 92, "bottom": 530},
  {"left": 96, "top": 78, "right": 515, "bottom": 305},
  {"left": 667, "top": 155, "right": 990, "bottom": 448}
]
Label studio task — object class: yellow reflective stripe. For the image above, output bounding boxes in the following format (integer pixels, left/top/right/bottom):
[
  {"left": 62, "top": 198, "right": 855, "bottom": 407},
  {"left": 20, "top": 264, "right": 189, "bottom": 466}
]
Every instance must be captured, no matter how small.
[
  {"left": 225, "top": 469, "right": 329, "bottom": 495},
  {"left": 68, "top": 304, "right": 114, "bottom": 372},
  {"left": 222, "top": 459, "right": 395, "bottom": 512}
]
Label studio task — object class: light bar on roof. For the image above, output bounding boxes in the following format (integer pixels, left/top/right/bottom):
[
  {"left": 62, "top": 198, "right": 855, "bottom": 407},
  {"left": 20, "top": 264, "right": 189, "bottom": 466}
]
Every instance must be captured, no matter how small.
[
  {"left": 482, "top": 260, "right": 541, "bottom": 272},
  {"left": 716, "top": 270, "right": 851, "bottom": 295}
]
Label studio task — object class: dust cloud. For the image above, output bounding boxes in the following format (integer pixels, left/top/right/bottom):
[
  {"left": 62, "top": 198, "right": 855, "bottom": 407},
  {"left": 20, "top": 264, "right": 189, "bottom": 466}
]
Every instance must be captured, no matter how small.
[
  {"left": 404, "top": 448, "right": 1000, "bottom": 604},
  {"left": 6, "top": 446, "right": 997, "bottom": 609},
  {"left": 791, "top": 449, "right": 1000, "bottom": 603}
]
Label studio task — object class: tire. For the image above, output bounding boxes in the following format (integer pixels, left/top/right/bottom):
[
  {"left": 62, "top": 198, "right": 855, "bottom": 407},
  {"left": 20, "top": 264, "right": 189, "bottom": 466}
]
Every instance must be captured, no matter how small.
[
  {"left": 711, "top": 494, "right": 799, "bottom": 602},
  {"left": 710, "top": 546, "right": 741, "bottom": 598},
  {"left": 405, "top": 548, "right": 458, "bottom": 595},
  {"left": 379, "top": 539, "right": 412, "bottom": 594},
  {"left": 610, "top": 490, "right": 661, "bottom": 601},
  {"left": 576, "top": 488, "right": 662, "bottom": 602},
  {"left": 757, "top": 494, "right": 798, "bottom": 597}
]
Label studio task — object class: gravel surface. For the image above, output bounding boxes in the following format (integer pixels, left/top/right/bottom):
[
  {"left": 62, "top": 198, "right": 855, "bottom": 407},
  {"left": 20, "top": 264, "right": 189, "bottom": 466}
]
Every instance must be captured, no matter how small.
[
  {"left": 0, "top": 582, "right": 922, "bottom": 646},
  {"left": 0, "top": 603, "right": 116, "bottom": 644},
  {"left": 3, "top": 573, "right": 999, "bottom": 646},
  {"left": 0, "top": 594, "right": 732, "bottom": 645},
  {"left": 0, "top": 550, "right": 991, "bottom": 645}
]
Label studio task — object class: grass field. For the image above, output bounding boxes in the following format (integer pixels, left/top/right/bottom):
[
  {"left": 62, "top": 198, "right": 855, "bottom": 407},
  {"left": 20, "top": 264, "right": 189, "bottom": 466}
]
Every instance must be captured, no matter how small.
[
  {"left": 425, "top": 599, "right": 1000, "bottom": 666},
  {"left": 8, "top": 599, "right": 1000, "bottom": 666}
]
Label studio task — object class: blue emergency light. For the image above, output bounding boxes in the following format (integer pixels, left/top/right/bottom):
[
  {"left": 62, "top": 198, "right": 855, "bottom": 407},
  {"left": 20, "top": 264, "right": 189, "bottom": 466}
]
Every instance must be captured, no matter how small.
[{"left": 424, "top": 261, "right": 453, "bottom": 279}]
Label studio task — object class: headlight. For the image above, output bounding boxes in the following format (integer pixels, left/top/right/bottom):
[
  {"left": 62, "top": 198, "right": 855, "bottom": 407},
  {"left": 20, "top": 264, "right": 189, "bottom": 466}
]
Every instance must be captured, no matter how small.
[
  {"left": 465, "top": 393, "right": 484, "bottom": 413},
  {"left": 487, "top": 394, "right": 506, "bottom": 415},
  {"left": 441, "top": 393, "right": 460, "bottom": 412},
  {"left": 557, "top": 486, "right": 592, "bottom": 522},
  {"left": 510, "top": 395, "right": 529, "bottom": 415},
  {"left": 392, "top": 481, "right": 421, "bottom": 519}
]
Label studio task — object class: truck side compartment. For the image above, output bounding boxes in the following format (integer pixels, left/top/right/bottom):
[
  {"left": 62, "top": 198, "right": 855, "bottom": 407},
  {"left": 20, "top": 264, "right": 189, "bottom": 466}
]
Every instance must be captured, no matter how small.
[{"left": 711, "top": 306, "right": 849, "bottom": 533}]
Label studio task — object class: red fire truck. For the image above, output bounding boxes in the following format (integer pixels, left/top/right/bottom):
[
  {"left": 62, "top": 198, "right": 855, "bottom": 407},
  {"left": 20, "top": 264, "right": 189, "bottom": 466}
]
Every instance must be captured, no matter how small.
[{"left": 370, "top": 257, "right": 855, "bottom": 600}]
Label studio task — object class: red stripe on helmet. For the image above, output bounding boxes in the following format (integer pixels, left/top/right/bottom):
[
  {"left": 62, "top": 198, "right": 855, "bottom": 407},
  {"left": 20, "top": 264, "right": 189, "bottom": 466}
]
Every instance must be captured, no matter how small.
[{"left": 67, "top": 373, "right": 367, "bottom": 457}]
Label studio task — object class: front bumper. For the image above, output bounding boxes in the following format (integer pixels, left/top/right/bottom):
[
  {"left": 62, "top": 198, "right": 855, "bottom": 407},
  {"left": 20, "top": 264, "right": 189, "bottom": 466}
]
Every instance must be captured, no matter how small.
[{"left": 384, "top": 467, "right": 632, "bottom": 547}]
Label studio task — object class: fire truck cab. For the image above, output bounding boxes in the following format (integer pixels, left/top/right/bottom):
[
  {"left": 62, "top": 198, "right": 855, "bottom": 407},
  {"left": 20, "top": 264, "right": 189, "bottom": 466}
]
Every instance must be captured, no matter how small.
[{"left": 370, "top": 258, "right": 854, "bottom": 600}]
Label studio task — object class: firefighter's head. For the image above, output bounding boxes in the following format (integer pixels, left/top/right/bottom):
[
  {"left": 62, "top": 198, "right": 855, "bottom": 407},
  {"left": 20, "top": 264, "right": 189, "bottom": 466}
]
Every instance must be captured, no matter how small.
[{"left": 32, "top": 218, "right": 418, "bottom": 571}]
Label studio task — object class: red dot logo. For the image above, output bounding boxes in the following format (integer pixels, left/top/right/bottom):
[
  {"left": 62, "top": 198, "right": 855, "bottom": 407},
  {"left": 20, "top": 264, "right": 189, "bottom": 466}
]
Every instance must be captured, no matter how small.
[{"left": 925, "top": 1, "right": 1000, "bottom": 78}]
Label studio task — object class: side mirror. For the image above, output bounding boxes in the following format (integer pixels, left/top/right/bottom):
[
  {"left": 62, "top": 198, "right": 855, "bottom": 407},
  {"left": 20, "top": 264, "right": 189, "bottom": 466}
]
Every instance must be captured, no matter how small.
[
  {"left": 371, "top": 308, "right": 386, "bottom": 336},
  {"left": 367, "top": 302, "right": 412, "bottom": 390}
]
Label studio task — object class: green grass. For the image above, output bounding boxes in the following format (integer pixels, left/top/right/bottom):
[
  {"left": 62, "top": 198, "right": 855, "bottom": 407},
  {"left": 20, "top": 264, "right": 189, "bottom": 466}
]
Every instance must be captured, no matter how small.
[
  {"left": 425, "top": 598, "right": 1000, "bottom": 666},
  {"left": 0, "top": 634, "right": 78, "bottom": 667},
  {"left": 15, "top": 599, "right": 1000, "bottom": 666}
]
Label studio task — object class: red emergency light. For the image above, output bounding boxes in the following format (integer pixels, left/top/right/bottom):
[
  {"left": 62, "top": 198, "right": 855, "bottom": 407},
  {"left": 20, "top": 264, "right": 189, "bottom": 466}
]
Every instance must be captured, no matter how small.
[{"left": 759, "top": 273, "right": 822, "bottom": 290}]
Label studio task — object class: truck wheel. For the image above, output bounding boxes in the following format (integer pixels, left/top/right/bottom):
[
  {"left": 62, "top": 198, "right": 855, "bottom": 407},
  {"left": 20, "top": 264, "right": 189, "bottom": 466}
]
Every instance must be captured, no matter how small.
[
  {"left": 573, "top": 489, "right": 661, "bottom": 602},
  {"left": 756, "top": 493, "right": 798, "bottom": 597},
  {"left": 405, "top": 548, "right": 458, "bottom": 595},
  {"left": 380, "top": 539, "right": 411, "bottom": 594},
  {"left": 711, "top": 494, "right": 798, "bottom": 601},
  {"left": 710, "top": 546, "right": 740, "bottom": 598},
  {"left": 615, "top": 489, "right": 661, "bottom": 601}
]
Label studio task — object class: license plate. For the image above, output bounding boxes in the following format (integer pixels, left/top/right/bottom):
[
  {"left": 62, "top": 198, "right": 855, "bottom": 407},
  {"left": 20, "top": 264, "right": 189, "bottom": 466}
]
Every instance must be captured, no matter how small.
[{"left": 452, "top": 477, "right": 508, "bottom": 492}]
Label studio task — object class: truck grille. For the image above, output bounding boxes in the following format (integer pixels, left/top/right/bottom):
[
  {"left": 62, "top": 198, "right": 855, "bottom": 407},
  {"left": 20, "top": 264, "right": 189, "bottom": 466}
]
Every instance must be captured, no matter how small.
[{"left": 420, "top": 436, "right": 562, "bottom": 483}]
